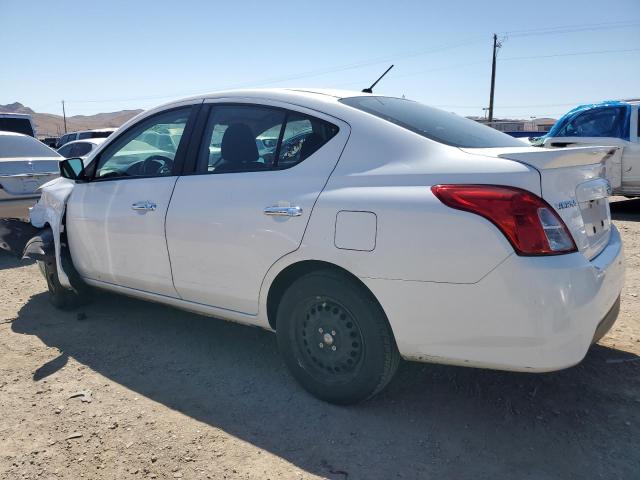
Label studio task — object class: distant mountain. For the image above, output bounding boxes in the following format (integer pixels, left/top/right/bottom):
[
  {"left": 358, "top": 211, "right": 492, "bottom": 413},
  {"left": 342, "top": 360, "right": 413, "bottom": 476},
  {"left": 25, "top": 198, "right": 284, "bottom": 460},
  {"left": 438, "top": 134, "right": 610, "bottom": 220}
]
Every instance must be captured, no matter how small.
[{"left": 0, "top": 102, "right": 143, "bottom": 137}]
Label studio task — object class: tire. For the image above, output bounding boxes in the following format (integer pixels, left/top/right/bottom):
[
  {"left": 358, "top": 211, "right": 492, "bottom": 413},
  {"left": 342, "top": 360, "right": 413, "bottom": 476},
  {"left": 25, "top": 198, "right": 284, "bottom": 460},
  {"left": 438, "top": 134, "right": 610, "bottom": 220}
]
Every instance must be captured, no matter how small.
[
  {"left": 276, "top": 269, "right": 400, "bottom": 405},
  {"left": 38, "top": 255, "right": 86, "bottom": 309}
]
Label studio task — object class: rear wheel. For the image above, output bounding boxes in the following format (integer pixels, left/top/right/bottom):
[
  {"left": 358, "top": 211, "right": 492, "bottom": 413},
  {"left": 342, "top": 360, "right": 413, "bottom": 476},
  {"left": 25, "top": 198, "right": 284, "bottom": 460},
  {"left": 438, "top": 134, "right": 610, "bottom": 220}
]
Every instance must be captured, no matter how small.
[{"left": 276, "top": 269, "right": 400, "bottom": 404}]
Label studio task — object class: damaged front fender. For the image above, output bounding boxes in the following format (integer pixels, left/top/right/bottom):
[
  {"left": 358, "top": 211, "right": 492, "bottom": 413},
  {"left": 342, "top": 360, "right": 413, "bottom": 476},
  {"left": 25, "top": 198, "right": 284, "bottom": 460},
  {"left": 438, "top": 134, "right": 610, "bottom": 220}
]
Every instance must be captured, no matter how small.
[{"left": 29, "top": 177, "right": 76, "bottom": 289}]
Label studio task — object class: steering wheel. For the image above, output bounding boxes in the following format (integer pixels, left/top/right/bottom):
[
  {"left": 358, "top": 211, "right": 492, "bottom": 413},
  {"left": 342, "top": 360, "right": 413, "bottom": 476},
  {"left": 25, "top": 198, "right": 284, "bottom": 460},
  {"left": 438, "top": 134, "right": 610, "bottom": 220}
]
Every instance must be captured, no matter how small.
[{"left": 141, "top": 155, "right": 174, "bottom": 176}]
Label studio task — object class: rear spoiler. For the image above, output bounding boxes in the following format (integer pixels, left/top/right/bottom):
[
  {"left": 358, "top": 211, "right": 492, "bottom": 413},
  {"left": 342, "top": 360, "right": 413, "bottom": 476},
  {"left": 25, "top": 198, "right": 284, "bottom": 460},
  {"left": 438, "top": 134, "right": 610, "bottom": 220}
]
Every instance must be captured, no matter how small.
[{"left": 463, "top": 146, "right": 619, "bottom": 170}]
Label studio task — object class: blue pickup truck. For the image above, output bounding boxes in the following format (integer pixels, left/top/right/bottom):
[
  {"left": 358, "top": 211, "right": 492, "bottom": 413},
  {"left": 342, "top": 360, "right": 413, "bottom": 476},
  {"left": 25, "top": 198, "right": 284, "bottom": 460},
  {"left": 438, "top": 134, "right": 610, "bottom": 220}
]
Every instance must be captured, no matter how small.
[{"left": 534, "top": 100, "right": 640, "bottom": 196}]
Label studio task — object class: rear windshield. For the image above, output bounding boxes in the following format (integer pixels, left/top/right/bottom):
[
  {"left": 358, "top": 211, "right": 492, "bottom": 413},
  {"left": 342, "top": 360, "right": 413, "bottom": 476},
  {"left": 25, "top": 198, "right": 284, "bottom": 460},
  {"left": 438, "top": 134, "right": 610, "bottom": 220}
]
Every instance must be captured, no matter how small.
[
  {"left": 339, "top": 96, "right": 524, "bottom": 148},
  {"left": 0, "top": 135, "right": 61, "bottom": 158},
  {"left": 0, "top": 117, "right": 34, "bottom": 137}
]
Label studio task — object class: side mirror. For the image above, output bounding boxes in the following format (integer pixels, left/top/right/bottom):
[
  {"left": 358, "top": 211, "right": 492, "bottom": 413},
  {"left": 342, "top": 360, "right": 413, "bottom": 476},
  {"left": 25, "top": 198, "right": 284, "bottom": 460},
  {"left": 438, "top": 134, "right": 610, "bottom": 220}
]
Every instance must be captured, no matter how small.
[{"left": 59, "top": 158, "right": 85, "bottom": 181}]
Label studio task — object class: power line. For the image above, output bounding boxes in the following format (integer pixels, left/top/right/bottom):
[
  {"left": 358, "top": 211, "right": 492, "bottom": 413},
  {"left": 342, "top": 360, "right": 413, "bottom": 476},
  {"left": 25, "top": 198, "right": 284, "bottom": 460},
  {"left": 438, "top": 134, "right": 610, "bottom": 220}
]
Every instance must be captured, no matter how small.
[
  {"left": 65, "top": 37, "right": 485, "bottom": 105},
  {"left": 500, "top": 20, "right": 640, "bottom": 38},
  {"left": 501, "top": 47, "right": 640, "bottom": 61}
]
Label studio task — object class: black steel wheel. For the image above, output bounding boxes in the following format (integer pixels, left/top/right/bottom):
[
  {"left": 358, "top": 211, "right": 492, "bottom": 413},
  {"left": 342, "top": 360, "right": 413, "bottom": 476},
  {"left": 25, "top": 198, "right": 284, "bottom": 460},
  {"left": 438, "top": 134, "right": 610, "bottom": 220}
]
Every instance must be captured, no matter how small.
[{"left": 276, "top": 269, "right": 400, "bottom": 404}]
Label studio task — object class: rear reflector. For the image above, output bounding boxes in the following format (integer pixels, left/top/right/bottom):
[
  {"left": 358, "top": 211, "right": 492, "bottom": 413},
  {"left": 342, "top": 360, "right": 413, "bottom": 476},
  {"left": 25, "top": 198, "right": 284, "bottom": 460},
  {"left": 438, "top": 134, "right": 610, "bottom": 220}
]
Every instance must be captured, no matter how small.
[{"left": 431, "top": 184, "right": 577, "bottom": 256}]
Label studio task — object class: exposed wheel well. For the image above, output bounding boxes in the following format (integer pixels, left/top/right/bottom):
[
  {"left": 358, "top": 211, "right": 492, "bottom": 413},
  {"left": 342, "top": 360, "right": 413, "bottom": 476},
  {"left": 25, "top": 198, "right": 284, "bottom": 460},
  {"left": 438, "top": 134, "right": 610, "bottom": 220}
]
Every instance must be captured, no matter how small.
[{"left": 266, "top": 260, "right": 383, "bottom": 330}]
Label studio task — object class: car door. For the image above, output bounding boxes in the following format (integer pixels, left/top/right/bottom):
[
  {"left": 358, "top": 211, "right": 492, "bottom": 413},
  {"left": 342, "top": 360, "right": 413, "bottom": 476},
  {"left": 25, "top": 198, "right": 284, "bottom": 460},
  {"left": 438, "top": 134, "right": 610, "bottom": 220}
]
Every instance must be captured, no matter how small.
[
  {"left": 66, "top": 104, "right": 198, "bottom": 296},
  {"left": 165, "top": 101, "right": 349, "bottom": 315}
]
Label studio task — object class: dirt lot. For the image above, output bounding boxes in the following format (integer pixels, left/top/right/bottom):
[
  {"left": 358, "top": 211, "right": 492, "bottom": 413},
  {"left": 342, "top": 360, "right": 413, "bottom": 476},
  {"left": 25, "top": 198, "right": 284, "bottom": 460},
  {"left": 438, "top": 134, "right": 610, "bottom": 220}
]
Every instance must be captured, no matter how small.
[{"left": 1, "top": 198, "right": 639, "bottom": 480}]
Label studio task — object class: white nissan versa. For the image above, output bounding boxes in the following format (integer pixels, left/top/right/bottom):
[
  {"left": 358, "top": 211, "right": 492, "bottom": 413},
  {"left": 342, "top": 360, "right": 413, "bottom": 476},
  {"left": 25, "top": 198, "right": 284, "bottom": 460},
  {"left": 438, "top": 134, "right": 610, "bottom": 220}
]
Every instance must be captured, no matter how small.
[{"left": 21, "top": 89, "right": 623, "bottom": 404}]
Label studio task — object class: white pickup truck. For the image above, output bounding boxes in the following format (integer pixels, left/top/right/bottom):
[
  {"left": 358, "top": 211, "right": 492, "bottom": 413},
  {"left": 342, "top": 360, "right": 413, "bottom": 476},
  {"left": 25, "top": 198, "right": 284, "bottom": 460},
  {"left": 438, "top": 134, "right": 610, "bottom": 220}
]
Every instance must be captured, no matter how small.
[{"left": 535, "top": 100, "right": 640, "bottom": 196}]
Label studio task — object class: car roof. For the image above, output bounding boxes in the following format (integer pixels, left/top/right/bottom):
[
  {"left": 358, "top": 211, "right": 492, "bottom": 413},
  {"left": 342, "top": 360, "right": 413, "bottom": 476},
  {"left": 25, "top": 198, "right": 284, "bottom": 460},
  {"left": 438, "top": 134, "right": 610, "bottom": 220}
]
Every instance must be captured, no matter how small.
[
  {"left": 131, "top": 88, "right": 376, "bottom": 127},
  {"left": 0, "top": 113, "right": 32, "bottom": 118},
  {"left": 0, "top": 130, "right": 30, "bottom": 137},
  {"left": 61, "top": 137, "right": 107, "bottom": 147}
]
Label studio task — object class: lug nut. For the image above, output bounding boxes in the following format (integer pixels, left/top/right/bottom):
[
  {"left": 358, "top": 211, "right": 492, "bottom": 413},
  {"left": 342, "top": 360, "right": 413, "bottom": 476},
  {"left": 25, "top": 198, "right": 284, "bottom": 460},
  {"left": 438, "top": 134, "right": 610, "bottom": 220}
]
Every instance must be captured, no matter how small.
[
  {"left": 318, "top": 328, "right": 323, "bottom": 333},
  {"left": 331, "top": 346, "right": 337, "bottom": 351},
  {"left": 331, "top": 330, "right": 336, "bottom": 336},
  {"left": 319, "top": 343, "right": 324, "bottom": 348}
]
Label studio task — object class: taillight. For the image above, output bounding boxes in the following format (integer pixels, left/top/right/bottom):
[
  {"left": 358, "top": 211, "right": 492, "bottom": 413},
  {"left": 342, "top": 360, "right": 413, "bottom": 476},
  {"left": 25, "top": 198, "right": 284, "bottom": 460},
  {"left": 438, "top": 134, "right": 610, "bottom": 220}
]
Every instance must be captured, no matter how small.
[{"left": 431, "top": 184, "right": 577, "bottom": 256}]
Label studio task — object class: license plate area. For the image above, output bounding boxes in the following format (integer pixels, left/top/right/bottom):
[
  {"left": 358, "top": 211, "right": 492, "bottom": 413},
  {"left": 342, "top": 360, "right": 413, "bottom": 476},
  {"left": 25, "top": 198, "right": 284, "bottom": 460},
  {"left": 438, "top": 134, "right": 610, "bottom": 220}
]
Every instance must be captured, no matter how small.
[{"left": 580, "top": 197, "right": 610, "bottom": 238}]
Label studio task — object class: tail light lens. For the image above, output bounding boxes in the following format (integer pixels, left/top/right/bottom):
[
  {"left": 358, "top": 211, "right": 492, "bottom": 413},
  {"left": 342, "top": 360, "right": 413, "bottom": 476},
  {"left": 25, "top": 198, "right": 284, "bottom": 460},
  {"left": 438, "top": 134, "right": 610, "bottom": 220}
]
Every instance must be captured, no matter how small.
[{"left": 431, "top": 184, "right": 577, "bottom": 256}]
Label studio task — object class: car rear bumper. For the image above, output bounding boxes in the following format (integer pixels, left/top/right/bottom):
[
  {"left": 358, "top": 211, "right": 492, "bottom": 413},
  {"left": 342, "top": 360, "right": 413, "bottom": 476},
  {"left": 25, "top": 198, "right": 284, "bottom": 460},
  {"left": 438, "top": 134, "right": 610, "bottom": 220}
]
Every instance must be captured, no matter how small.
[
  {"left": 0, "top": 196, "right": 39, "bottom": 221},
  {"left": 362, "top": 225, "right": 625, "bottom": 372}
]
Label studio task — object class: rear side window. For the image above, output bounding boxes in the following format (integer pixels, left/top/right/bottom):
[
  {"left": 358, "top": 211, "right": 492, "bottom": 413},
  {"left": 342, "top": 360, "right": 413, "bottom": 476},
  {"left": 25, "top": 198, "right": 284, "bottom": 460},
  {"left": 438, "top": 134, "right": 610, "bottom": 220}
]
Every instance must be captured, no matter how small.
[
  {"left": 277, "top": 114, "right": 339, "bottom": 169},
  {"left": 197, "top": 105, "right": 338, "bottom": 174},
  {"left": 340, "top": 96, "right": 524, "bottom": 148}
]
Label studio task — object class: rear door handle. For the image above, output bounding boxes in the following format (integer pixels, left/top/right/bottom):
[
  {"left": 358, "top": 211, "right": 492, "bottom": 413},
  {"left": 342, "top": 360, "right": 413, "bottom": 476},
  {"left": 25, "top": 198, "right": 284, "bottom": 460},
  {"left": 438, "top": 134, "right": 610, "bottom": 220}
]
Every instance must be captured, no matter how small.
[
  {"left": 131, "top": 201, "right": 157, "bottom": 212},
  {"left": 263, "top": 205, "right": 303, "bottom": 217}
]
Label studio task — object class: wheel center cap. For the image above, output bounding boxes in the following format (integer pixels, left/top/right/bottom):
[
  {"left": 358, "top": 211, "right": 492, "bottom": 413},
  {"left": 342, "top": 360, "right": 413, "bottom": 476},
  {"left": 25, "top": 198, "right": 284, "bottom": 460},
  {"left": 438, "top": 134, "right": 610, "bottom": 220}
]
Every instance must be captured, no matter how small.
[{"left": 323, "top": 333, "right": 334, "bottom": 346}]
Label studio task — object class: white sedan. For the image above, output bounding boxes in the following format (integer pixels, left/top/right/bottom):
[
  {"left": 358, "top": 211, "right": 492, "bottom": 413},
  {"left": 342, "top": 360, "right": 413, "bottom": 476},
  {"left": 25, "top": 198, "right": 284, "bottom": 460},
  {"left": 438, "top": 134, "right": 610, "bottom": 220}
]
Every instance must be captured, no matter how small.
[
  {"left": 23, "top": 89, "right": 624, "bottom": 404},
  {"left": 56, "top": 138, "right": 107, "bottom": 159},
  {"left": 0, "top": 131, "right": 61, "bottom": 220}
]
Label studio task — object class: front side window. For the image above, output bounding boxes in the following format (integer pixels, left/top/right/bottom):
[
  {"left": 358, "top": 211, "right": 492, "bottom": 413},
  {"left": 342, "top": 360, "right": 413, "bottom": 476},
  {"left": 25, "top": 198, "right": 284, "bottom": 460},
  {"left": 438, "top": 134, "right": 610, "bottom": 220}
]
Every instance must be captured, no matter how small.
[
  {"left": 94, "top": 108, "right": 190, "bottom": 179},
  {"left": 340, "top": 96, "right": 524, "bottom": 148},
  {"left": 198, "top": 105, "right": 338, "bottom": 173},
  {"left": 560, "top": 107, "right": 627, "bottom": 138}
]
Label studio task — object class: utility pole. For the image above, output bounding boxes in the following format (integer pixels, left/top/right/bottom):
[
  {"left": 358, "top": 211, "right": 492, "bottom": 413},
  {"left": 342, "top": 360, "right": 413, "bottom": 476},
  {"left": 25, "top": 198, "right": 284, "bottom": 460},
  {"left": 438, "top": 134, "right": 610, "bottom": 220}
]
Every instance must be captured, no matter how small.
[
  {"left": 61, "top": 100, "right": 68, "bottom": 133},
  {"left": 488, "top": 33, "right": 501, "bottom": 124}
]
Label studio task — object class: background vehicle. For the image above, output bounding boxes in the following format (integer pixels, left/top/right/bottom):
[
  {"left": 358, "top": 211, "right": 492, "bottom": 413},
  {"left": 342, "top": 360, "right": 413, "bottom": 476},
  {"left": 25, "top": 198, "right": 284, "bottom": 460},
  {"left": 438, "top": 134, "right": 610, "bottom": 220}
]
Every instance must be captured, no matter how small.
[
  {"left": 0, "top": 113, "right": 36, "bottom": 137},
  {"left": 22, "top": 89, "right": 623, "bottom": 404},
  {"left": 40, "top": 137, "right": 59, "bottom": 148},
  {"left": 56, "top": 128, "right": 116, "bottom": 148},
  {"left": 535, "top": 99, "right": 640, "bottom": 196},
  {"left": 0, "top": 131, "right": 61, "bottom": 219},
  {"left": 57, "top": 138, "right": 106, "bottom": 159}
]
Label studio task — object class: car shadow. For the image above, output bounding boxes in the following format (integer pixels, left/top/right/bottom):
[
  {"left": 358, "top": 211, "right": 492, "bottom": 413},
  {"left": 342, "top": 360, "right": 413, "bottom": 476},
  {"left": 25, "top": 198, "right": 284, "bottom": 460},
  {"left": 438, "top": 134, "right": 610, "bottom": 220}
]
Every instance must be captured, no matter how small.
[
  {"left": 0, "top": 250, "right": 34, "bottom": 270},
  {"left": 610, "top": 197, "right": 640, "bottom": 222},
  {"left": 10, "top": 292, "right": 640, "bottom": 479}
]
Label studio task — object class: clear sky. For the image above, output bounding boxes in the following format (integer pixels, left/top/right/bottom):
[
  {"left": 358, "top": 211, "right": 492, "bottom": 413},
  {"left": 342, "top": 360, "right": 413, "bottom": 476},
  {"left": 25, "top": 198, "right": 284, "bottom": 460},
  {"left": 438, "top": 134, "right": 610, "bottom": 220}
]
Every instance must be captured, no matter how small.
[{"left": 1, "top": 0, "right": 639, "bottom": 120}]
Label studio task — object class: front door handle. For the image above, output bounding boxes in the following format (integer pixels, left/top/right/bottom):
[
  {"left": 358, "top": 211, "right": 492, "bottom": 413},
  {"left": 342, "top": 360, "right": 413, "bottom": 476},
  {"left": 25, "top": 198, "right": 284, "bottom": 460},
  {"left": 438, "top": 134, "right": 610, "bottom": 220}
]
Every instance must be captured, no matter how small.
[
  {"left": 264, "top": 205, "right": 303, "bottom": 217},
  {"left": 131, "top": 201, "right": 157, "bottom": 212}
]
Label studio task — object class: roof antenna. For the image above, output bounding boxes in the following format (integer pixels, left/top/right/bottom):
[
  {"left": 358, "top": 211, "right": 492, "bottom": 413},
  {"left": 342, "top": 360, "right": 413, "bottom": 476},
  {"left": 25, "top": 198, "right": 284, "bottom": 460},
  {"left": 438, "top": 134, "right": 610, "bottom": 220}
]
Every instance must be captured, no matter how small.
[{"left": 362, "top": 64, "right": 394, "bottom": 93}]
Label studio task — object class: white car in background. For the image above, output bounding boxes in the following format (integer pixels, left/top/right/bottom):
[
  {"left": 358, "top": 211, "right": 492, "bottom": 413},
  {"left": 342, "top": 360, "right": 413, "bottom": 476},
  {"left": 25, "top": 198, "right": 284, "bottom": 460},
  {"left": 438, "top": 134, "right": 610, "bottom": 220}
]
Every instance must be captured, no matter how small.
[
  {"left": 0, "top": 131, "right": 61, "bottom": 219},
  {"left": 18, "top": 89, "right": 623, "bottom": 404},
  {"left": 57, "top": 138, "right": 107, "bottom": 159},
  {"left": 56, "top": 128, "right": 116, "bottom": 148}
]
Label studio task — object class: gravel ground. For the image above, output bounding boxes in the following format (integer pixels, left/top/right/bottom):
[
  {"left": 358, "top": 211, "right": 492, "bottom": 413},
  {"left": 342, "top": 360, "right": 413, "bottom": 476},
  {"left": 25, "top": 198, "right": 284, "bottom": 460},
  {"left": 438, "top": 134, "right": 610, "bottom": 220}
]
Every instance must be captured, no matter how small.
[{"left": 1, "top": 197, "right": 639, "bottom": 480}]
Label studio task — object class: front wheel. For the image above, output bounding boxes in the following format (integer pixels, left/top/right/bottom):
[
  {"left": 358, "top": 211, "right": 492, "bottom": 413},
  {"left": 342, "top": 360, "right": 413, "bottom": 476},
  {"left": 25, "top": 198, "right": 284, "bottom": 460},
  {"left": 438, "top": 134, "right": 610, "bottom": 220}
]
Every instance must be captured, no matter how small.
[
  {"left": 276, "top": 270, "right": 400, "bottom": 404},
  {"left": 38, "top": 255, "right": 86, "bottom": 309}
]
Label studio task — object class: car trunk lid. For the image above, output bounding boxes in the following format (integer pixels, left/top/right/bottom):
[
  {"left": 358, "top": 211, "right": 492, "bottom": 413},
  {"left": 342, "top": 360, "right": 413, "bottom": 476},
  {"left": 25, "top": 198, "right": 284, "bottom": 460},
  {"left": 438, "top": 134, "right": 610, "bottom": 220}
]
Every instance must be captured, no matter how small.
[
  {"left": 461, "top": 146, "right": 616, "bottom": 260},
  {"left": 0, "top": 158, "right": 60, "bottom": 195}
]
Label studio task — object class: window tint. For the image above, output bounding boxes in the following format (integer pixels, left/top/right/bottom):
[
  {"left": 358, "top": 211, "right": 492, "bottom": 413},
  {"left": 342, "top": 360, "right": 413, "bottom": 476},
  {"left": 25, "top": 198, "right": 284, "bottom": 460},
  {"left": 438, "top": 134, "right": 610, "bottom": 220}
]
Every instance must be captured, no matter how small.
[
  {"left": 560, "top": 107, "right": 627, "bottom": 138},
  {"left": 0, "top": 118, "right": 34, "bottom": 136},
  {"left": 69, "top": 142, "right": 92, "bottom": 157},
  {"left": 94, "top": 108, "right": 190, "bottom": 179},
  {"left": 79, "top": 131, "right": 112, "bottom": 140},
  {"left": 277, "top": 114, "right": 338, "bottom": 168},
  {"left": 0, "top": 134, "right": 61, "bottom": 158},
  {"left": 198, "top": 105, "right": 339, "bottom": 173},
  {"left": 199, "top": 105, "right": 286, "bottom": 173},
  {"left": 340, "top": 96, "right": 524, "bottom": 148},
  {"left": 57, "top": 143, "right": 73, "bottom": 157}
]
